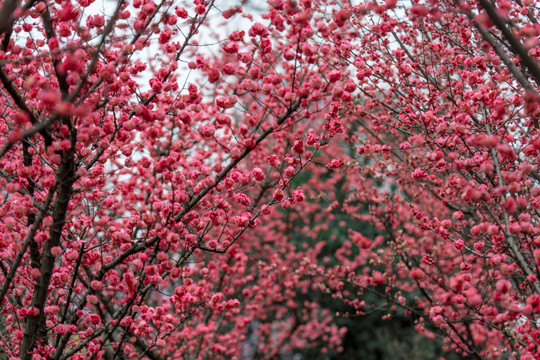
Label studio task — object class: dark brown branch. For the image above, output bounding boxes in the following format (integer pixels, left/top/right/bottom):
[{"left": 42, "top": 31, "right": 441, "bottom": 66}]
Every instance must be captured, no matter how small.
[
  {"left": 1, "top": 26, "right": 12, "bottom": 52},
  {"left": 0, "top": 0, "right": 38, "bottom": 37},
  {"left": 20, "top": 136, "right": 77, "bottom": 359},
  {"left": 41, "top": 4, "right": 69, "bottom": 96},
  {"left": 22, "top": 141, "right": 41, "bottom": 269},
  {"left": 0, "top": 0, "right": 18, "bottom": 36}
]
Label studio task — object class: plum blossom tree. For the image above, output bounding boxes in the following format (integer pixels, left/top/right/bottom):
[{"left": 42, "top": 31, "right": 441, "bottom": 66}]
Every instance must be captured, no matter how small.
[
  {"left": 316, "top": 0, "right": 540, "bottom": 359},
  {"left": 0, "top": 0, "right": 351, "bottom": 358},
  {"left": 2, "top": 0, "right": 540, "bottom": 359}
]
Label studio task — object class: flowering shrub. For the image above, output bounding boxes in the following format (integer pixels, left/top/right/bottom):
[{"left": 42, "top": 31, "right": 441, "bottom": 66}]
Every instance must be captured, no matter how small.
[{"left": 1, "top": 0, "right": 540, "bottom": 359}]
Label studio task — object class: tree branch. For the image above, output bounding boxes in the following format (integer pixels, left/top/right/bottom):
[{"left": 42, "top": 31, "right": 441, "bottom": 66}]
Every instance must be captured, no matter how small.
[{"left": 477, "top": 0, "right": 540, "bottom": 87}]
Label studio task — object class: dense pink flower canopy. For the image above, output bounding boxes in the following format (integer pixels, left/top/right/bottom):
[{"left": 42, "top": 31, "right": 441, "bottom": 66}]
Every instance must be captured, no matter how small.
[{"left": 1, "top": 0, "right": 540, "bottom": 359}]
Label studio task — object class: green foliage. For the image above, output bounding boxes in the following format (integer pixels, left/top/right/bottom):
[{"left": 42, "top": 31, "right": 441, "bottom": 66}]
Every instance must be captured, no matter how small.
[{"left": 280, "top": 162, "right": 461, "bottom": 360}]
